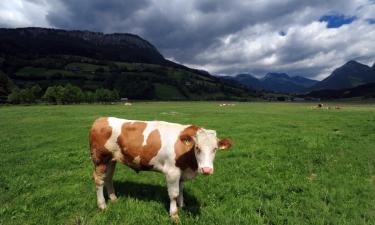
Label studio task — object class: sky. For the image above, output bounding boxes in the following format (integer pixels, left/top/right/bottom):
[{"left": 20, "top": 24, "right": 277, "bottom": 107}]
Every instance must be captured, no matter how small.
[{"left": 0, "top": 0, "right": 374, "bottom": 80}]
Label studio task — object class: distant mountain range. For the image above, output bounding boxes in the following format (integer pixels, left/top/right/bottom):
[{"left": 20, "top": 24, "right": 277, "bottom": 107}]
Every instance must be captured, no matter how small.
[
  {"left": 221, "top": 73, "right": 318, "bottom": 93},
  {"left": 0, "top": 27, "right": 255, "bottom": 101},
  {"left": 221, "top": 60, "right": 375, "bottom": 96},
  {"left": 310, "top": 60, "right": 375, "bottom": 91}
]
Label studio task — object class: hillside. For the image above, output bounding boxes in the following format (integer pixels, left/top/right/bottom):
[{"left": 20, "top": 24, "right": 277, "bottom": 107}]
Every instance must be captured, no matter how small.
[
  {"left": 311, "top": 60, "right": 375, "bottom": 90},
  {"left": 0, "top": 27, "right": 255, "bottom": 101},
  {"left": 0, "top": 27, "right": 165, "bottom": 64},
  {"left": 222, "top": 74, "right": 262, "bottom": 90},
  {"left": 290, "top": 76, "right": 318, "bottom": 87},
  {"left": 304, "top": 82, "right": 375, "bottom": 99},
  {"left": 222, "top": 73, "right": 317, "bottom": 93},
  {"left": 260, "top": 73, "right": 317, "bottom": 93}
]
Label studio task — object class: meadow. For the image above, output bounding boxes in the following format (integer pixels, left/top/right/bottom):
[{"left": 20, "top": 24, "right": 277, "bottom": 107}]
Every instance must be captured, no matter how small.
[{"left": 1, "top": 102, "right": 375, "bottom": 225}]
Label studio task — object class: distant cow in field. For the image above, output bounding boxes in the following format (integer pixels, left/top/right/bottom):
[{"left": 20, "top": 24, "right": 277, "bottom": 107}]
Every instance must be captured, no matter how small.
[
  {"left": 219, "top": 103, "right": 236, "bottom": 107},
  {"left": 89, "top": 117, "right": 232, "bottom": 221},
  {"left": 312, "top": 104, "right": 343, "bottom": 110}
]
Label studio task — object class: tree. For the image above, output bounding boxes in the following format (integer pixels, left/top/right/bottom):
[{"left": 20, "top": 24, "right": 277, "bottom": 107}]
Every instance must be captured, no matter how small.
[
  {"left": 21, "top": 88, "right": 36, "bottom": 103},
  {"left": 0, "top": 71, "right": 14, "bottom": 100},
  {"left": 43, "top": 86, "right": 56, "bottom": 103},
  {"left": 62, "top": 84, "right": 84, "bottom": 103},
  {"left": 9, "top": 83, "right": 117, "bottom": 104},
  {"left": 7, "top": 88, "right": 21, "bottom": 104},
  {"left": 111, "top": 89, "right": 120, "bottom": 101},
  {"left": 43, "top": 84, "right": 86, "bottom": 104},
  {"left": 95, "top": 88, "right": 112, "bottom": 102},
  {"left": 94, "top": 88, "right": 119, "bottom": 102},
  {"left": 43, "top": 86, "right": 65, "bottom": 104},
  {"left": 30, "top": 84, "right": 42, "bottom": 98},
  {"left": 84, "top": 91, "right": 96, "bottom": 103},
  {"left": 7, "top": 87, "right": 36, "bottom": 104}
]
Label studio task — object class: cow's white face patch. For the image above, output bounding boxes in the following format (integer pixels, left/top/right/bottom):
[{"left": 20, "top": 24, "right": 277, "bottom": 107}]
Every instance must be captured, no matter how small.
[{"left": 194, "top": 129, "right": 218, "bottom": 175}]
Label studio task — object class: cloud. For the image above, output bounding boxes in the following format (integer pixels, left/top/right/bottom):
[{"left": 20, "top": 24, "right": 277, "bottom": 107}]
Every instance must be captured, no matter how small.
[
  {"left": 195, "top": 19, "right": 375, "bottom": 79},
  {"left": 0, "top": 0, "right": 51, "bottom": 28},
  {"left": 46, "top": 0, "right": 150, "bottom": 33},
  {"left": 0, "top": 0, "right": 374, "bottom": 80}
]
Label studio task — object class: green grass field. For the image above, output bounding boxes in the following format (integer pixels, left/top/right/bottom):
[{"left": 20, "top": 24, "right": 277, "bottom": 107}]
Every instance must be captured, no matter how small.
[{"left": 1, "top": 102, "right": 375, "bottom": 225}]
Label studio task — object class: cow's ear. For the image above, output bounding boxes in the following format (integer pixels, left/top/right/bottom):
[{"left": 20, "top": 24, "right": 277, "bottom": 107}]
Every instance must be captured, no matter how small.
[
  {"left": 180, "top": 135, "right": 195, "bottom": 148},
  {"left": 218, "top": 138, "right": 232, "bottom": 150}
]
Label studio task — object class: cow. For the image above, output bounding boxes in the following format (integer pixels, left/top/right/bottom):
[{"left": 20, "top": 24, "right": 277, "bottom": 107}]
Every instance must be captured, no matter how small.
[{"left": 89, "top": 117, "right": 232, "bottom": 222}]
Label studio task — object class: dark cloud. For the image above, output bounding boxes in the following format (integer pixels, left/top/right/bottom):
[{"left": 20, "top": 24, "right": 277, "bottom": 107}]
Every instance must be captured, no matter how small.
[
  {"left": 47, "top": 0, "right": 150, "bottom": 32},
  {"left": 46, "top": 0, "right": 323, "bottom": 61}
]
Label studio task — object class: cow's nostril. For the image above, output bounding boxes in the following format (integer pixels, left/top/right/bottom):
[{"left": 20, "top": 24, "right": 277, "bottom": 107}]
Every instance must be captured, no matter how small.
[{"left": 202, "top": 167, "right": 213, "bottom": 175}]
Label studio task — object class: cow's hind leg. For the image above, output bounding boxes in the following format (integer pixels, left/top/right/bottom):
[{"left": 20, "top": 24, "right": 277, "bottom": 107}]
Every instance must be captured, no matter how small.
[
  {"left": 177, "top": 180, "right": 184, "bottom": 208},
  {"left": 93, "top": 164, "right": 107, "bottom": 210},
  {"left": 105, "top": 161, "right": 117, "bottom": 202}
]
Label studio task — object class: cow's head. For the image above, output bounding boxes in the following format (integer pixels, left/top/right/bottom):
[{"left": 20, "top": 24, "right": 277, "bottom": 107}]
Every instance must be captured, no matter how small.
[{"left": 180, "top": 128, "right": 232, "bottom": 175}]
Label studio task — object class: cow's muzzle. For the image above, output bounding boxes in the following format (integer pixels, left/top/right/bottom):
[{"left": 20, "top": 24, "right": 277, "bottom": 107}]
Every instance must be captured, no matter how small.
[{"left": 200, "top": 167, "right": 213, "bottom": 175}]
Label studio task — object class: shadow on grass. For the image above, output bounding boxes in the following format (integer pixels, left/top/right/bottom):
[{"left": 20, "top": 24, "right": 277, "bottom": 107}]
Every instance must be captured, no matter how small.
[{"left": 113, "top": 180, "right": 201, "bottom": 216}]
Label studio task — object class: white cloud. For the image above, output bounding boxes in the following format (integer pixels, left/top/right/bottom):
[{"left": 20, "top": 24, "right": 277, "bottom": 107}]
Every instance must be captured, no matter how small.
[
  {"left": 0, "top": 0, "right": 51, "bottom": 27},
  {"left": 192, "top": 8, "right": 375, "bottom": 80}
]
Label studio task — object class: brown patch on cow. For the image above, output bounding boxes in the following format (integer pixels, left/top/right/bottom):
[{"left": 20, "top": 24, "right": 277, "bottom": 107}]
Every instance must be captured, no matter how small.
[
  {"left": 93, "top": 164, "right": 106, "bottom": 186},
  {"left": 141, "top": 129, "right": 162, "bottom": 166},
  {"left": 117, "top": 122, "right": 161, "bottom": 171},
  {"left": 175, "top": 125, "right": 199, "bottom": 171},
  {"left": 89, "top": 117, "right": 113, "bottom": 165},
  {"left": 218, "top": 138, "right": 232, "bottom": 150}
]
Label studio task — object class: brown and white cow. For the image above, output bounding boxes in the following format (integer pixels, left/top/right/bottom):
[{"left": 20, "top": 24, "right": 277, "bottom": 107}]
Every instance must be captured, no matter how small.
[{"left": 89, "top": 117, "right": 232, "bottom": 221}]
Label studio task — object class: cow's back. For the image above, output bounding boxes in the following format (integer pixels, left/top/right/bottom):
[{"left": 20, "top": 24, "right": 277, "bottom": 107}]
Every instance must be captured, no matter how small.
[{"left": 90, "top": 117, "right": 188, "bottom": 172}]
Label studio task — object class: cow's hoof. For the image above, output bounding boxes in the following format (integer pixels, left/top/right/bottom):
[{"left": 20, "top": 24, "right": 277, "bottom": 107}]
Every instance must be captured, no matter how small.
[
  {"left": 98, "top": 202, "right": 107, "bottom": 210},
  {"left": 109, "top": 194, "right": 118, "bottom": 202},
  {"left": 171, "top": 214, "right": 180, "bottom": 224},
  {"left": 177, "top": 197, "right": 184, "bottom": 208}
]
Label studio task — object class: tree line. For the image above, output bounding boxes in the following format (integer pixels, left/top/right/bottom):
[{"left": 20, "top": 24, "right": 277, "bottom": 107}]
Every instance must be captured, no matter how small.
[{"left": 7, "top": 84, "right": 119, "bottom": 104}]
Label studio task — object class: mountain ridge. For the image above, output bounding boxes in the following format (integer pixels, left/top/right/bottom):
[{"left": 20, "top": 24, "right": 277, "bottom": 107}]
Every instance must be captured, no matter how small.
[
  {"left": 310, "top": 60, "right": 375, "bottom": 91},
  {"left": 0, "top": 27, "right": 255, "bottom": 101},
  {"left": 222, "top": 59, "right": 375, "bottom": 95},
  {"left": 0, "top": 27, "right": 165, "bottom": 64},
  {"left": 222, "top": 73, "right": 318, "bottom": 93}
]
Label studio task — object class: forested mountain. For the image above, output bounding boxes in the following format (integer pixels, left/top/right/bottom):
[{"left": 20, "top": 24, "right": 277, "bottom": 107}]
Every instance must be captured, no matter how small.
[
  {"left": 0, "top": 27, "right": 165, "bottom": 64},
  {"left": 0, "top": 27, "right": 255, "bottom": 101}
]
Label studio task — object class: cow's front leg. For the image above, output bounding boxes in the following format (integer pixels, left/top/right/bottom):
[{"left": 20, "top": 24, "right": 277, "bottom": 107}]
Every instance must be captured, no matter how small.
[
  {"left": 177, "top": 180, "right": 184, "bottom": 208},
  {"left": 166, "top": 169, "right": 181, "bottom": 223}
]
